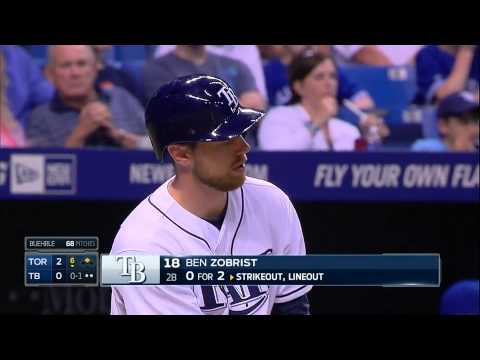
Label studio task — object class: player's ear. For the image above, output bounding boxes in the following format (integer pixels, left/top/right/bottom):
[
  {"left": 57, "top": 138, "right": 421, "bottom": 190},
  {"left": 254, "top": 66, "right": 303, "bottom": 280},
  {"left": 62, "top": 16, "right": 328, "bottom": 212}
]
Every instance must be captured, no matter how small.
[{"left": 167, "top": 144, "right": 194, "bottom": 168}]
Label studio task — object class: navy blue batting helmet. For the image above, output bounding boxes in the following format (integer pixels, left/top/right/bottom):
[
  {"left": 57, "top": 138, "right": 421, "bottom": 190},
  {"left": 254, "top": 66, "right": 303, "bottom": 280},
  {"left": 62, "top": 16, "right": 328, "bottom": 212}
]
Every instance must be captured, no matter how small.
[{"left": 145, "top": 74, "right": 265, "bottom": 159}]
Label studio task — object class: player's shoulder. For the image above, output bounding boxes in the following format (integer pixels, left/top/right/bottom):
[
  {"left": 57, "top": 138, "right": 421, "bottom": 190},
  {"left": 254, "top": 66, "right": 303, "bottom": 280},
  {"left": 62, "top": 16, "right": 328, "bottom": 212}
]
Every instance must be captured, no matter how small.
[
  {"left": 110, "top": 185, "right": 178, "bottom": 255},
  {"left": 240, "top": 178, "right": 298, "bottom": 227},
  {"left": 111, "top": 199, "right": 160, "bottom": 254},
  {"left": 242, "top": 177, "right": 292, "bottom": 205},
  {"left": 243, "top": 176, "right": 276, "bottom": 187}
]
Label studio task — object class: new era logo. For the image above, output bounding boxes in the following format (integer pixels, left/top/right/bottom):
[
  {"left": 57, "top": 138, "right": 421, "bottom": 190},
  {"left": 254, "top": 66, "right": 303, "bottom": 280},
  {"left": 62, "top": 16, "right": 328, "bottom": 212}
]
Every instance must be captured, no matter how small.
[
  {"left": 10, "top": 155, "right": 44, "bottom": 194},
  {"left": 10, "top": 154, "right": 76, "bottom": 195},
  {"left": 15, "top": 163, "right": 39, "bottom": 185}
]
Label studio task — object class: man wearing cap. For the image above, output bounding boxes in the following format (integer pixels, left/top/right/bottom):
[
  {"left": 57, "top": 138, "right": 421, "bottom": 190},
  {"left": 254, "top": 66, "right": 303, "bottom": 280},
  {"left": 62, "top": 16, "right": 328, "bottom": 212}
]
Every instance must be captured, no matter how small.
[{"left": 412, "top": 92, "right": 479, "bottom": 152}]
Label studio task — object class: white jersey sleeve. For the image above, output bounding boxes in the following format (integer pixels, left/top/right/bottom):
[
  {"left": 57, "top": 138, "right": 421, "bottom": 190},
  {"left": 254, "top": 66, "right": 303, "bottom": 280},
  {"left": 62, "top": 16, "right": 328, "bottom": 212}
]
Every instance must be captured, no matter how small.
[{"left": 109, "top": 203, "right": 205, "bottom": 315}]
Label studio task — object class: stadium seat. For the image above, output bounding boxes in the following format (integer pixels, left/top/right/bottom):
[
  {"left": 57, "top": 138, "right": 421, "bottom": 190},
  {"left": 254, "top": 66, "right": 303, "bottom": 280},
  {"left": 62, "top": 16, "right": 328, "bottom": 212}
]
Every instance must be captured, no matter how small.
[
  {"left": 341, "top": 65, "right": 418, "bottom": 124},
  {"left": 145, "top": 45, "right": 159, "bottom": 58},
  {"left": 28, "top": 45, "right": 47, "bottom": 59},
  {"left": 27, "top": 45, "right": 48, "bottom": 67},
  {"left": 419, "top": 106, "right": 439, "bottom": 138},
  {"left": 113, "top": 45, "right": 147, "bottom": 62},
  {"left": 383, "top": 124, "right": 423, "bottom": 150}
]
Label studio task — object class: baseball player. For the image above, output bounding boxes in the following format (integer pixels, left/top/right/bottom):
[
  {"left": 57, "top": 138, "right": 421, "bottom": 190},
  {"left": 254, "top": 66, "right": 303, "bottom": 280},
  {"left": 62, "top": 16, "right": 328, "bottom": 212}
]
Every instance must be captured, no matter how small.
[{"left": 110, "top": 74, "right": 312, "bottom": 315}]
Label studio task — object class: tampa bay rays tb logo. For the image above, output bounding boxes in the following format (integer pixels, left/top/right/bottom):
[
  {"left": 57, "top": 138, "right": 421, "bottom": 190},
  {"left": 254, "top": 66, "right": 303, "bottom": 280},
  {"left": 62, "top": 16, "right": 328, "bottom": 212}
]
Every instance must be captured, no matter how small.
[
  {"left": 200, "top": 285, "right": 269, "bottom": 315},
  {"left": 217, "top": 85, "right": 239, "bottom": 113}
]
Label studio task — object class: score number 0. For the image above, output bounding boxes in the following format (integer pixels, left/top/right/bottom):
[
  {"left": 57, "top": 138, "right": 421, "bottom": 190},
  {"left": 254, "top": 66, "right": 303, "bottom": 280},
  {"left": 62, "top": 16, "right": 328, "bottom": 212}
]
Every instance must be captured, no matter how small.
[{"left": 162, "top": 258, "right": 225, "bottom": 282}]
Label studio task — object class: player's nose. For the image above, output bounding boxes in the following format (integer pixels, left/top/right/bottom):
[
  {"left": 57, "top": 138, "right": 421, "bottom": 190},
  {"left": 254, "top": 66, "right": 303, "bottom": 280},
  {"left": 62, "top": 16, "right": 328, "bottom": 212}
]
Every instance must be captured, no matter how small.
[{"left": 234, "top": 135, "right": 250, "bottom": 154}]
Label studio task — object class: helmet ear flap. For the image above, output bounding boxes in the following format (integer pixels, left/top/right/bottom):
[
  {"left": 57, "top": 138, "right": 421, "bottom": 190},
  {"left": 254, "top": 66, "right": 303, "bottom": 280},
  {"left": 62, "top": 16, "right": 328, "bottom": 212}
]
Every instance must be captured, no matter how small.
[{"left": 146, "top": 123, "right": 165, "bottom": 161}]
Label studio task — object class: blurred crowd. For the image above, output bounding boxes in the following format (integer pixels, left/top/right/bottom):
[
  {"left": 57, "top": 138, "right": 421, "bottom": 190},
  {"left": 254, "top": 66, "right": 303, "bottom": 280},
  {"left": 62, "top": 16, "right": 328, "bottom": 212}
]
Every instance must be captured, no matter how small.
[{"left": 0, "top": 45, "right": 478, "bottom": 152}]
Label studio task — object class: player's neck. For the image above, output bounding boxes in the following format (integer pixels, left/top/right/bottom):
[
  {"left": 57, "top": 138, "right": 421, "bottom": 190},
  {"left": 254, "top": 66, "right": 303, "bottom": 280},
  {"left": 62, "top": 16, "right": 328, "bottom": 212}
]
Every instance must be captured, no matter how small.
[{"left": 168, "top": 177, "right": 227, "bottom": 221}]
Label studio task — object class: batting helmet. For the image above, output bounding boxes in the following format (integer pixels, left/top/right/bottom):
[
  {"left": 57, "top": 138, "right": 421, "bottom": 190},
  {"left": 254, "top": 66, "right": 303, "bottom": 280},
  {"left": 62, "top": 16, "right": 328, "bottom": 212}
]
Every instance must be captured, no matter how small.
[{"left": 145, "top": 74, "right": 265, "bottom": 159}]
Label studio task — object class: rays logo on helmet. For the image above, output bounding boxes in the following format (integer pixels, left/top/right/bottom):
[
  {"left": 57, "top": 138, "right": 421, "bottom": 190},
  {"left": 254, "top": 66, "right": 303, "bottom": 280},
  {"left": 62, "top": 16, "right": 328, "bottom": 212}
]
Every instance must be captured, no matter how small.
[{"left": 217, "top": 85, "right": 239, "bottom": 113}]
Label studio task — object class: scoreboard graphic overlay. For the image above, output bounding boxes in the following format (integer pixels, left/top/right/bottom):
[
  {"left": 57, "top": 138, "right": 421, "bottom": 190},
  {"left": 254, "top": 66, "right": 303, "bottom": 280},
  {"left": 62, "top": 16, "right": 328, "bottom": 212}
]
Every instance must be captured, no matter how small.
[
  {"left": 100, "top": 254, "right": 441, "bottom": 287},
  {"left": 23, "top": 237, "right": 441, "bottom": 287},
  {"left": 24, "top": 237, "right": 99, "bottom": 287}
]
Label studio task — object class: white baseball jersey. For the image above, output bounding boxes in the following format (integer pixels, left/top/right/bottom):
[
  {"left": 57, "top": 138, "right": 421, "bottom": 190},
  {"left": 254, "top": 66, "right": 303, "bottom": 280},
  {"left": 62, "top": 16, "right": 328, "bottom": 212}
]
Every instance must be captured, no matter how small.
[{"left": 110, "top": 176, "right": 312, "bottom": 315}]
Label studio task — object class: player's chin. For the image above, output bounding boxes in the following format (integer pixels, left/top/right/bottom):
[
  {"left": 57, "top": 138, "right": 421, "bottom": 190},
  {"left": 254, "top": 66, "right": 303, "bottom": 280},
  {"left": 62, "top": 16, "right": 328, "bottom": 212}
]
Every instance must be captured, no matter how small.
[
  {"left": 221, "top": 171, "right": 246, "bottom": 191},
  {"left": 204, "top": 172, "right": 245, "bottom": 192}
]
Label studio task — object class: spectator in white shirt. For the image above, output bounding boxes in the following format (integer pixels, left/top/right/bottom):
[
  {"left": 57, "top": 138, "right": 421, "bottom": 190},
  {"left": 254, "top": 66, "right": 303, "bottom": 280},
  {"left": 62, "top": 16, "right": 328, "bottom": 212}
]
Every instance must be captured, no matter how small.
[{"left": 259, "top": 52, "right": 361, "bottom": 151}]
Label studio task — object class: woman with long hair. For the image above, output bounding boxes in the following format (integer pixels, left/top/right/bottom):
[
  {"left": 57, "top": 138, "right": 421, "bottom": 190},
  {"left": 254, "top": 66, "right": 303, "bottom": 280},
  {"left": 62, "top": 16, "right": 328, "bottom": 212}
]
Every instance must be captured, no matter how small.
[{"left": 259, "top": 52, "right": 361, "bottom": 151}]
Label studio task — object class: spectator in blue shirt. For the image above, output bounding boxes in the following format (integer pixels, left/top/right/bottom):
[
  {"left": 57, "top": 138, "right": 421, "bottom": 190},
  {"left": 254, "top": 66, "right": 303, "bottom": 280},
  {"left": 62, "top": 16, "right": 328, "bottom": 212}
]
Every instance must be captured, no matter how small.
[
  {"left": 0, "top": 45, "right": 54, "bottom": 127},
  {"left": 415, "top": 45, "right": 479, "bottom": 105},
  {"left": 412, "top": 91, "right": 479, "bottom": 152}
]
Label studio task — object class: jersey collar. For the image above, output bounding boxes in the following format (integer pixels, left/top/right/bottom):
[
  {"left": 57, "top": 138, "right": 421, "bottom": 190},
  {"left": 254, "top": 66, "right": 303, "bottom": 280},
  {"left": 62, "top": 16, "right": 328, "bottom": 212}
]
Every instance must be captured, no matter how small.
[{"left": 148, "top": 177, "right": 244, "bottom": 254}]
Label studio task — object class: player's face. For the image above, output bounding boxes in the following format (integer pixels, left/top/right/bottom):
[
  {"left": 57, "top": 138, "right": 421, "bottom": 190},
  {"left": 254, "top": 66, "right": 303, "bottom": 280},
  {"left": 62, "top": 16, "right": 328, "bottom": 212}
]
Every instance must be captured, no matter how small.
[{"left": 191, "top": 135, "right": 251, "bottom": 192}]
